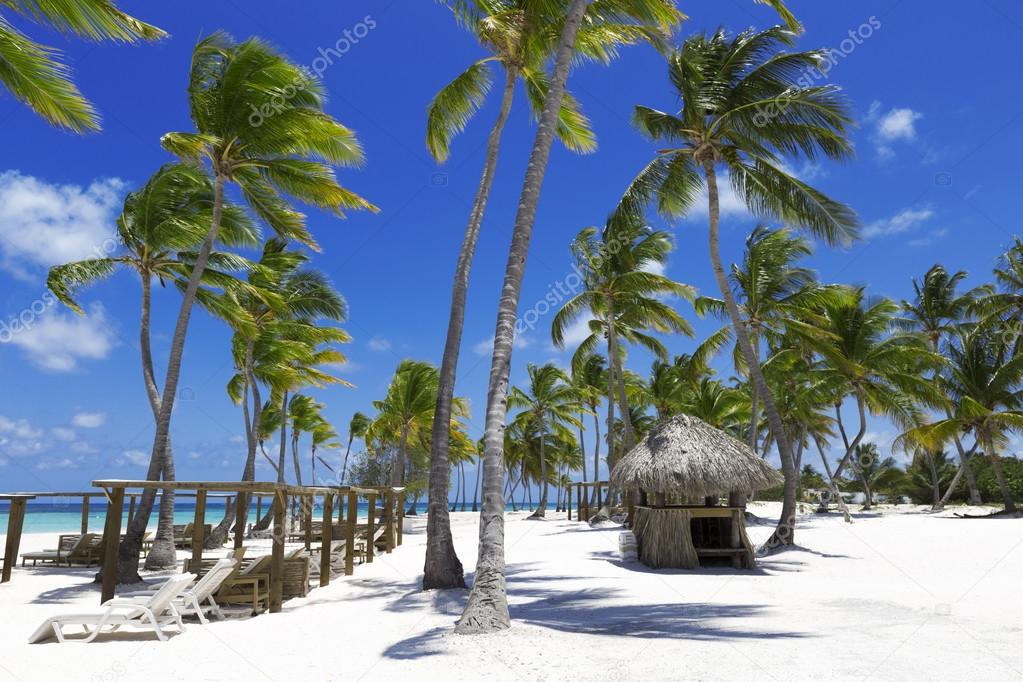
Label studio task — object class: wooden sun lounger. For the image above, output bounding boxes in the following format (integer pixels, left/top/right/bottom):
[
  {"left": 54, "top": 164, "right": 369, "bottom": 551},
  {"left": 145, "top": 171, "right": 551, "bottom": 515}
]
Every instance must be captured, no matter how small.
[
  {"left": 215, "top": 555, "right": 273, "bottom": 615},
  {"left": 21, "top": 534, "right": 87, "bottom": 567}
]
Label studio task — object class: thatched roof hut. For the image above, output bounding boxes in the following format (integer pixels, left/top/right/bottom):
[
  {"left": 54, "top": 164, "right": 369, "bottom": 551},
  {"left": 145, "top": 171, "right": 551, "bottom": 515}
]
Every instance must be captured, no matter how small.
[{"left": 612, "top": 414, "right": 782, "bottom": 499}]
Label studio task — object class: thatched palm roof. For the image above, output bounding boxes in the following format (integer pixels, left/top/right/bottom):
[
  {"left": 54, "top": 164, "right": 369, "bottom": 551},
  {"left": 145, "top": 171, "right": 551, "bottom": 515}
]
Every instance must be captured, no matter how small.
[{"left": 611, "top": 414, "right": 783, "bottom": 498}]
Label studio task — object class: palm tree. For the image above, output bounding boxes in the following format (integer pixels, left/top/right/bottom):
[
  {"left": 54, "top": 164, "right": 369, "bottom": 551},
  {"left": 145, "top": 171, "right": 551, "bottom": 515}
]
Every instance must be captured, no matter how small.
[
  {"left": 571, "top": 352, "right": 605, "bottom": 500},
  {"left": 790, "top": 290, "right": 942, "bottom": 501},
  {"left": 509, "top": 364, "right": 582, "bottom": 518},
  {"left": 310, "top": 416, "right": 340, "bottom": 485},
  {"left": 899, "top": 264, "right": 983, "bottom": 505},
  {"left": 456, "top": 0, "right": 798, "bottom": 635},
  {"left": 844, "top": 443, "right": 898, "bottom": 509},
  {"left": 615, "top": 27, "right": 859, "bottom": 547},
  {"left": 900, "top": 328, "right": 1023, "bottom": 513},
  {"left": 0, "top": 0, "right": 164, "bottom": 131},
  {"left": 553, "top": 216, "right": 694, "bottom": 470},
  {"left": 288, "top": 394, "right": 322, "bottom": 485},
  {"left": 340, "top": 412, "right": 371, "bottom": 485},
  {"left": 122, "top": 33, "right": 373, "bottom": 581},
  {"left": 696, "top": 226, "right": 838, "bottom": 456},
  {"left": 423, "top": 0, "right": 684, "bottom": 592},
  {"left": 48, "top": 163, "right": 257, "bottom": 573}
]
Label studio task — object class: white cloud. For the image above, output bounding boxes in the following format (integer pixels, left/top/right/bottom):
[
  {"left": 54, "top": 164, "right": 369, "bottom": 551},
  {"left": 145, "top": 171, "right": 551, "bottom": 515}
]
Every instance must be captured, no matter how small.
[
  {"left": 862, "top": 206, "right": 935, "bottom": 240},
  {"left": 907, "top": 228, "right": 949, "bottom": 248},
  {"left": 71, "top": 411, "right": 107, "bottom": 428},
  {"left": 118, "top": 449, "right": 150, "bottom": 466},
  {"left": 4, "top": 303, "right": 116, "bottom": 371},
  {"left": 367, "top": 337, "right": 391, "bottom": 352},
  {"left": 551, "top": 316, "right": 596, "bottom": 351},
  {"left": 877, "top": 108, "right": 922, "bottom": 142},
  {"left": 0, "top": 171, "right": 123, "bottom": 279},
  {"left": 51, "top": 427, "right": 76, "bottom": 441},
  {"left": 70, "top": 441, "right": 97, "bottom": 454},
  {"left": 473, "top": 334, "right": 532, "bottom": 356},
  {"left": 36, "top": 457, "right": 77, "bottom": 470},
  {"left": 0, "top": 415, "right": 43, "bottom": 439}
]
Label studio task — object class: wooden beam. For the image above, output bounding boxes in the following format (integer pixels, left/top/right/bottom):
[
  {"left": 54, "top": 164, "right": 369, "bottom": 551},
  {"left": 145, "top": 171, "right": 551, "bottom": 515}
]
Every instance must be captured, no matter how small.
[
  {"left": 396, "top": 489, "right": 404, "bottom": 547},
  {"left": 234, "top": 493, "right": 246, "bottom": 550},
  {"left": 345, "top": 490, "right": 356, "bottom": 576},
  {"left": 269, "top": 490, "right": 285, "bottom": 613},
  {"left": 366, "top": 493, "right": 376, "bottom": 564},
  {"left": 303, "top": 494, "right": 313, "bottom": 552},
  {"left": 320, "top": 494, "right": 333, "bottom": 587},
  {"left": 384, "top": 489, "right": 394, "bottom": 553},
  {"left": 80, "top": 495, "right": 90, "bottom": 534},
  {"left": 100, "top": 487, "right": 125, "bottom": 603},
  {"left": 2, "top": 497, "right": 28, "bottom": 583},
  {"left": 190, "top": 490, "right": 207, "bottom": 568},
  {"left": 127, "top": 494, "right": 137, "bottom": 525},
  {"left": 257, "top": 494, "right": 263, "bottom": 520}
]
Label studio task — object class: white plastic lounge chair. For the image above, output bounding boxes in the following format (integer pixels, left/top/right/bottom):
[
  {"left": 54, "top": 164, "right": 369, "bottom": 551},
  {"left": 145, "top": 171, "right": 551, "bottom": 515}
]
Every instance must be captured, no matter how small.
[
  {"left": 122, "top": 558, "right": 237, "bottom": 624},
  {"left": 28, "top": 573, "right": 195, "bottom": 644}
]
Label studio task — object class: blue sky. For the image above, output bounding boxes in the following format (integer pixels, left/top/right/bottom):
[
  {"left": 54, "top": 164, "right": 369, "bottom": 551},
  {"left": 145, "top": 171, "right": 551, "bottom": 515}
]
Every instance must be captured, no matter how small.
[{"left": 2, "top": 0, "right": 1022, "bottom": 492}]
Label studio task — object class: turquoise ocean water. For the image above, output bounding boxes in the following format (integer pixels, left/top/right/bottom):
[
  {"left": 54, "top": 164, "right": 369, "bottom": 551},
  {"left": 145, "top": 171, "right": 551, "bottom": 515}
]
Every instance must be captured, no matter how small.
[{"left": 0, "top": 500, "right": 440, "bottom": 535}]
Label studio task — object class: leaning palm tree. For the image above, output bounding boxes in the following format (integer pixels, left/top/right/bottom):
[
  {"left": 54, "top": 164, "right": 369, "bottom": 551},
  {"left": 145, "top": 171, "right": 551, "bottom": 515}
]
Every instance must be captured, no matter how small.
[
  {"left": 113, "top": 32, "right": 373, "bottom": 583},
  {"left": 0, "top": 0, "right": 164, "bottom": 131},
  {"left": 458, "top": 1, "right": 803, "bottom": 636},
  {"left": 614, "top": 26, "right": 859, "bottom": 547},
  {"left": 340, "top": 412, "right": 371, "bottom": 485},
  {"left": 508, "top": 363, "right": 582, "bottom": 518},
  {"left": 48, "top": 163, "right": 257, "bottom": 573},
  {"left": 423, "top": 0, "right": 683, "bottom": 591},
  {"left": 899, "top": 328, "right": 1023, "bottom": 513},
  {"left": 553, "top": 216, "right": 694, "bottom": 462},
  {"left": 898, "top": 264, "right": 984, "bottom": 506}
]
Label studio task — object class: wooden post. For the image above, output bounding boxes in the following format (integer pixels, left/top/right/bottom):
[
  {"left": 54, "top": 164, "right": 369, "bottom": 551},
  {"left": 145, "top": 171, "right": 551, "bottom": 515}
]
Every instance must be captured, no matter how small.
[
  {"left": 2, "top": 497, "right": 28, "bottom": 583},
  {"left": 303, "top": 494, "right": 313, "bottom": 552},
  {"left": 80, "top": 495, "right": 90, "bottom": 534},
  {"left": 320, "top": 494, "right": 333, "bottom": 587},
  {"left": 345, "top": 490, "right": 357, "bottom": 576},
  {"left": 384, "top": 489, "right": 395, "bottom": 553},
  {"left": 567, "top": 484, "right": 573, "bottom": 521},
  {"left": 626, "top": 490, "right": 635, "bottom": 528},
  {"left": 366, "top": 493, "right": 376, "bottom": 564},
  {"left": 256, "top": 494, "right": 263, "bottom": 520},
  {"left": 234, "top": 492, "right": 246, "bottom": 550},
  {"left": 337, "top": 490, "right": 345, "bottom": 525},
  {"left": 100, "top": 487, "right": 125, "bottom": 603},
  {"left": 127, "top": 494, "right": 137, "bottom": 525},
  {"left": 190, "top": 490, "right": 207, "bottom": 569},
  {"left": 396, "top": 490, "right": 405, "bottom": 547},
  {"left": 269, "top": 489, "right": 285, "bottom": 613}
]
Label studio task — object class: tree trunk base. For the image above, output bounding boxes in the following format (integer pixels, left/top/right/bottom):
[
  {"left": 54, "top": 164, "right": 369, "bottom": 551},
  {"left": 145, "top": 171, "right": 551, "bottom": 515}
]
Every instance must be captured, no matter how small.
[
  {"left": 455, "top": 566, "right": 510, "bottom": 635},
  {"left": 526, "top": 509, "right": 546, "bottom": 520},
  {"left": 143, "top": 537, "right": 176, "bottom": 570}
]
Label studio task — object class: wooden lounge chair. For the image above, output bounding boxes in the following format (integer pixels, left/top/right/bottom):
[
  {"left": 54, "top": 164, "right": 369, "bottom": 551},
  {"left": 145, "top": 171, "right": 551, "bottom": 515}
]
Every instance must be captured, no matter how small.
[
  {"left": 183, "top": 547, "right": 247, "bottom": 579},
  {"left": 21, "top": 534, "right": 87, "bottom": 567},
  {"left": 215, "top": 555, "right": 273, "bottom": 615},
  {"left": 123, "top": 558, "right": 237, "bottom": 624},
  {"left": 63, "top": 535, "right": 104, "bottom": 566},
  {"left": 309, "top": 538, "right": 348, "bottom": 578},
  {"left": 28, "top": 573, "right": 195, "bottom": 644}
]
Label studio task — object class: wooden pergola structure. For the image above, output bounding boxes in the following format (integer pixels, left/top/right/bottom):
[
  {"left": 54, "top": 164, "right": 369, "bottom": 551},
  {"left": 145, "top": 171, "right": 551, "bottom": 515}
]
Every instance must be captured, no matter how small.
[
  {"left": 1, "top": 494, "right": 34, "bottom": 583},
  {"left": 569, "top": 481, "right": 610, "bottom": 522},
  {"left": 92, "top": 480, "right": 405, "bottom": 613}
]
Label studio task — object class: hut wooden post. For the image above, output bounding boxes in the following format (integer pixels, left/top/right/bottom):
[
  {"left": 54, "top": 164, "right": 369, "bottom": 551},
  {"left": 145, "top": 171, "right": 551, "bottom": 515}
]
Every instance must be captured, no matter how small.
[
  {"left": 384, "top": 489, "right": 395, "bottom": 553},
  {"left": 303, "top": 494, "right": 313, "bottom": 552},
  {"left": 234, "top": 493, "right": 246, "bottom": 550},
  {"left": 99, "top": 486, "right": 125, "bottom": 603},
  {"left": 269, "top": 489, "right": 286, "bottom": 613},
  {"left": 80, "top": 495, "right": 90, "bottom": 534},
  {"left": 344, "top": 490, "right": 357, "bottom": 575},
  {"left": 396, "top": 490, "right": 405, "bottom": 547},
  {"left": 190, "top": 490, "right": 207, "bottom": 569},
  {"left": 366, "top": 493, "right": 376, "bottom": 564},
  {"left": 1, "top": 496, "right": 29, "bottom": 583},
  {"left": 320, "top": 494, "right": 333, "bottom": 587}
]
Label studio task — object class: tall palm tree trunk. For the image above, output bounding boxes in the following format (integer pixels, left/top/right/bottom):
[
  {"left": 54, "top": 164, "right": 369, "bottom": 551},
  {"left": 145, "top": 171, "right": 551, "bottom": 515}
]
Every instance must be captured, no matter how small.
[
  {"left": 391, "top": 428, "right": 408, "bottom": 487},
  {"left": 292, "top": 428, "right": 303, "bottom": 486},
  {"left": 606, "top": 308, "right": 634, "bottom": 451},
  {"left": 424, "top": 67, "right": 518, "bottom": 591},
  {"left": 138, "top": 275, "right": 176, "bottom": 570},
  {"left": 984, "top": 436, "right": 1017, "bottom": 513},
  {"left": 591, "top": 411, "right": 601, "bottom": 506},
  {"left": 455, "top": 0, "right": 588, "bottom": 634},
  {"left": 578, "top": 410, "right": 588, "bottom": 487},
  {"left": 235, "top": 342, "right": 262, "bottom": 533},
  {"left": 604, "top": 361, "right": 616, "bottom": 509},
  {"left": 114, "top": 175, "right": 226, "bottom": 583},
  {"left": 460, "top": 461, "right": 468, "bottom": 512},
  {"left": 530, "top": 417, "right": 548, "bottom": 519},
  {"left": 924, "top": 450, "right": 942, "bottom": 511},
  {"left": 703, "top": 159, "right": 797, "bottom": 547},
  {"left": 340, "top": 434, "right": 355, "bottom": 486}
]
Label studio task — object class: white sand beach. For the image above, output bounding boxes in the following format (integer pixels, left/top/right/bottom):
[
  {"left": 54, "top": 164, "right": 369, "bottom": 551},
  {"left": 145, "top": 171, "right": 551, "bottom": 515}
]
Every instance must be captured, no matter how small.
[{"left": 1, "top": 504, "right": 1021, "bottom": 681}]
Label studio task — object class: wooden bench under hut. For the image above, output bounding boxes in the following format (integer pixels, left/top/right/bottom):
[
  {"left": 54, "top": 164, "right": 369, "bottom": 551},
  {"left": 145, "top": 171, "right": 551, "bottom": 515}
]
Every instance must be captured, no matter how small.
[{"left": 611, "top": 414, "right": 783, "bottom": 570}]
